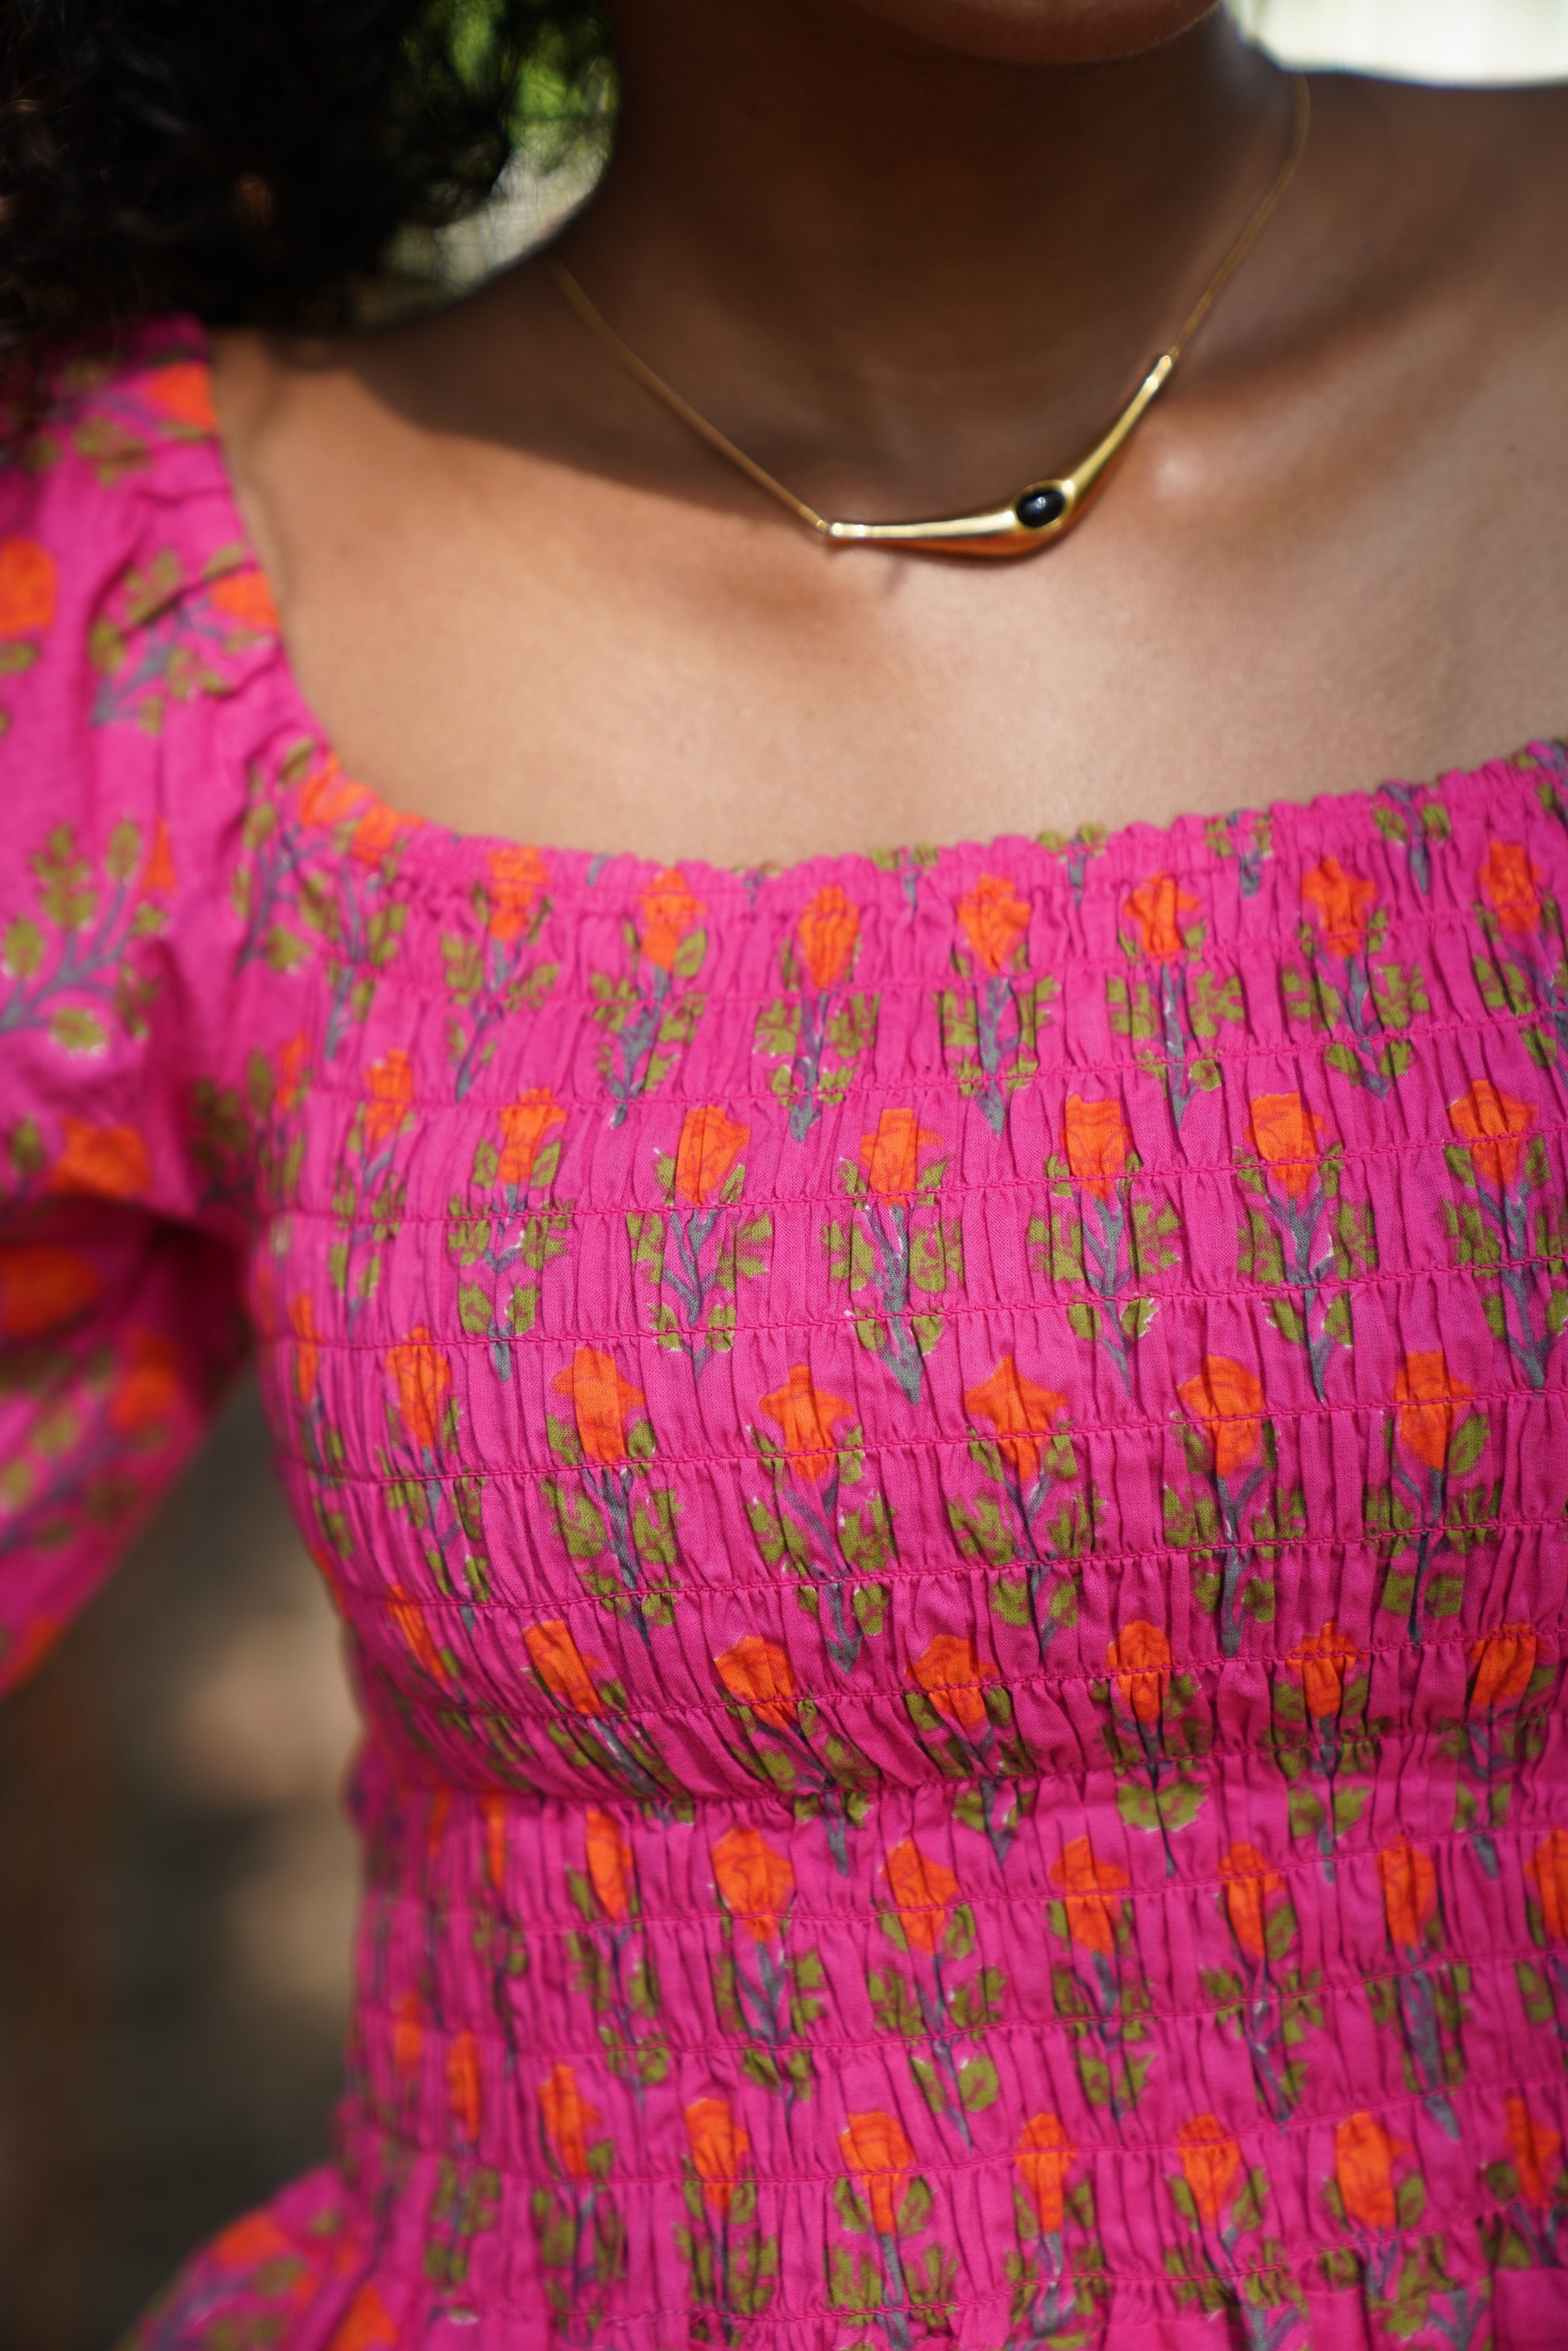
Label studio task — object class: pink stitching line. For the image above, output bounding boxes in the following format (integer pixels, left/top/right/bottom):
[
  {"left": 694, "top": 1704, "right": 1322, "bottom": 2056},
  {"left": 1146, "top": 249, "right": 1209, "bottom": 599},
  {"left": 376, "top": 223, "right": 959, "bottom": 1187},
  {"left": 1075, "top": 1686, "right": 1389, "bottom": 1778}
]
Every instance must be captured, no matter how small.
[
  {"left": 259, "top": 1252, "right": 1568, "bottom": 1360},
  {"left": 311, "top": 1509, "right": 1568, "bottom": 1608},
  {"left": 350, "top": 1709, "right": 1500, "bottom": 1778},
  {"left": 294, "top": 1519, "right": 1568, "bottom": 1625},
  {"left": 356, "top": 1814, "right": 1560, "bottom": 1935},
  {"left": 354, "top": 1672, "right": 1563, "bottom": 1751},
  {"left": 355, "top": 1721, "right": 1568, "bottom": 1819},
  {"left": 261, "top": 991, "right": 1568, "bottom": 1098},
  {"left": 351, "top": 1929, "right": 1557, "bottom": 2074},
  {"left": 210, "top": 1535, "right": 1568, "bottom": 1661},
  {"left": 312, "top": 1514, "right": 1568, "bottom": 1597},
  {"left": 343, "top": 1558, "right": 1565, "bottom": 1665},
  {"left": 272, "top": 1373, "right": 1568, "bottom": 1489},
  {"left": 253, "top": 2193, "right": 1530, "bottom": 2328},
  {"left": 297, "top": 889, "right": 1493, "bottom": 1006},
  {"left": 275, "top": 2224, "right": 1531, "bottom": 2330},
  {"left": 272, "top": 1095, "right": 1568, "bottom": 1219},
  {"left": 349, "top": 2066, "right": 1565, "bottom": 2198},
  {"left": 347, "top": 1596, "right": 1565, "bottom": 1694}
]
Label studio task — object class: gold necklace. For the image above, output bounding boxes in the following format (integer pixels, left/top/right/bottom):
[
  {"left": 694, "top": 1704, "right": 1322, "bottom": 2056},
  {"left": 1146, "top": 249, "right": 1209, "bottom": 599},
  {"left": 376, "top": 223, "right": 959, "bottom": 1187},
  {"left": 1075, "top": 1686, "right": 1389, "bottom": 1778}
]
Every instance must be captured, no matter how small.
[{"left": 548, "top": 73, "right": 1309, "bottom": 559}]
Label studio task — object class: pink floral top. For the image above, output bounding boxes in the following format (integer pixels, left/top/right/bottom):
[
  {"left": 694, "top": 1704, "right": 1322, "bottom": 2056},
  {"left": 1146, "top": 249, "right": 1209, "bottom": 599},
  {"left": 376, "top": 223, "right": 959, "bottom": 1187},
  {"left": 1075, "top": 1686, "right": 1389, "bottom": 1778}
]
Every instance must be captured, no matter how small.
[{"left": 2, "top": 321, "right": 1567, "bottom": 2351}]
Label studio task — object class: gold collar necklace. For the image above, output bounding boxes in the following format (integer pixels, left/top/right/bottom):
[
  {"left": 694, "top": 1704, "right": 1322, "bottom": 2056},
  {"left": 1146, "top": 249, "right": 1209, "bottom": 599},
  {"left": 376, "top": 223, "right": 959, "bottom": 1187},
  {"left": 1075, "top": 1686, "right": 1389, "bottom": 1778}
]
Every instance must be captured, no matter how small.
[{"left": 548, "top": 73, "right": 1309, "bottom": 559}]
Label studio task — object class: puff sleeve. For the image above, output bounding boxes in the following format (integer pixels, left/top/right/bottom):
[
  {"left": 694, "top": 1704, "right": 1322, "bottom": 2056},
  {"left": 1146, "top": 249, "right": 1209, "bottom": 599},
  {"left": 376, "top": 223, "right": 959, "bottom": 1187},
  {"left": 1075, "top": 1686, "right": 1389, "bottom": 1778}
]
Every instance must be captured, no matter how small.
[{"left": 0, "top": 334, "right": 276, "bottom": 1691}]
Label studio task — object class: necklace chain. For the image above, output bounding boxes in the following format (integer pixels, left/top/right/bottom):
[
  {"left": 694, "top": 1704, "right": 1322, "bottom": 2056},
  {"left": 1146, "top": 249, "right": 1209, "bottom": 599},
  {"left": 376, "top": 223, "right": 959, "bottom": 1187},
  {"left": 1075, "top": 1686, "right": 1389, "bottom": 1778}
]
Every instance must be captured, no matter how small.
[{"left": 548, "top": 71, "right": 1311, "bottom": 558}]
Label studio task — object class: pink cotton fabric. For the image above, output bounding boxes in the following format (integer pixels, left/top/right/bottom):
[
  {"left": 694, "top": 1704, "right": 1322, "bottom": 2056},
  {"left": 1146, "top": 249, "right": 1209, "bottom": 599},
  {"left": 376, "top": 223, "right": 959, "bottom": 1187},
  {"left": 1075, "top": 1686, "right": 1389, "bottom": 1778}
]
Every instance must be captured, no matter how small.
[{"left": 2, "top": 321, "right": 1568, "bottom": 2351}]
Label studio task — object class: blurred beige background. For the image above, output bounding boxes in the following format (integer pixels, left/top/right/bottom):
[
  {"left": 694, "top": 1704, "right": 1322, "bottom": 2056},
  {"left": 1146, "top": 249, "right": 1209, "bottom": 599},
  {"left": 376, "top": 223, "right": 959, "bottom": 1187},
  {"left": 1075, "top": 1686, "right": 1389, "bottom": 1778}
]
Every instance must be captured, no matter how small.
[{"left": 3, "top": 7, "right": 1567, "bottom": 2349}]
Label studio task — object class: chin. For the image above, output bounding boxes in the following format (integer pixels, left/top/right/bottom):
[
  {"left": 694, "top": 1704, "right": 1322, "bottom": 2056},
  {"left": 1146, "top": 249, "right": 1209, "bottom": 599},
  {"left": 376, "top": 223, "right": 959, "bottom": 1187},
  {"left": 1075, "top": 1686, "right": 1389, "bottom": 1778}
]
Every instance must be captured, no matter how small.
[{"left": 842, "top": 0, "right": 1222, "bottom": 63}]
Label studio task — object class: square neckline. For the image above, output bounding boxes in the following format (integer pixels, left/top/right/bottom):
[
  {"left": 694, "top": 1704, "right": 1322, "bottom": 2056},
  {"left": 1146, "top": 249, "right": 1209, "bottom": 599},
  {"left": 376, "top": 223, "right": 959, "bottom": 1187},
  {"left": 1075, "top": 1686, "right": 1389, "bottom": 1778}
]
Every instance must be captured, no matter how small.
[{"left": 191, "top": 318, "right": 1566, "bottom": 910}]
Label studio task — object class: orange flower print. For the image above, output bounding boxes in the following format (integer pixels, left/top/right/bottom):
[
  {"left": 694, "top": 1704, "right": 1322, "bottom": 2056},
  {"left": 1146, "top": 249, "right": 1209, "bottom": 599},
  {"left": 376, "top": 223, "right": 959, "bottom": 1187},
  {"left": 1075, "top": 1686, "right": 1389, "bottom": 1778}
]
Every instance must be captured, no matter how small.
[
  {"left": 487, "top": 845, "right": 549, "bottom": 943},
  {"left": 798, "top": 884, "right": 861, "bottom": 991},
  {"left": 685, "top": 2097, "right": 749, "bottom": 2216},
  {"left": 758, "top": 1365, "right": 856, "bottom": 1481},
  {"left": 290, "top": 1294, "right": 321, "bottom": 1406},
  {"left": 551, "top": 1348, "right": 646, "bottom": 1464},
  {"left": 386, "top": 1585, "right": 450, "bottom": 1686},
  {"left": 497, "top": 1089, "right": 566, "bottom": 1186},
  {"left": 883, "top": 1838, "right": 960, "bottom": 1956},
  {"left": 524, "top": 1621, "right": 604, "bottom": 1714},
  {"left": 1015, "top": 2113, "right": 1076, "bottom": 2235},
  {"left": 859, "top": 1107, "right": 942, "bottom": 1198},
  {"left": 210, "top": 2211, "right": 296, "bottom": 2270},
  {"left": 1176, "top": 2115, "right": 1242, "bottom": 2225},
  {"left": 713, "top": 1825, "right": 795, "bottom": 1940},
  {"left": 1525, "top": 1829, "right": 1568, "bottom": 1939},
  {"left": 387, "top": 1328, "right": 452, "bottom": 1450},
  {"left": 1302, "top": 857, "right": 1377, "bottom": 957},
  {"left": 426, "top": 1789, "right": 453, "bottom": 1862},
  {"left": 958, "top": 872, "right": 1031, "bottom": 974},
  {"left": 585, "top": 1809, "right": 634, "bottom": 1921},
  {"left": 1334, "top": 2110, "right": 1400, "bottom": 2233},
  {"left": 1247, "top": 1093, "right": 1329, "bottom": 1200},
  {"left": 481, "top": 1791, "right": 508, "bottom": 1893},
  {"left": 1050, "top": 1838, "right": 1130, "bottom": 1955},
  {"left": 1286, "top": 1622, "right": 1358, "bottom": 1719},
  {"left": 141, "top": 818, "right": 177, "bottom": 896},
  {"left": 327, "top": 2284, "right": 399, "bottom": 2351},
  {"left": 1377, "top": 1841, "right": 1437, "bottom": 1950},
  {"left": 209, "top": 567, "right": 280, "bottom": 632},
  {"left": 1178, "top": 1356, "right": 1266, "bottom": 1481},
  {"left": 1106, "top": 1621, "right": 1172, "bottom": 1727},
  {"left": 1447, "top": 1079, "right": 1536, "bottom": 1191},
  {"left": 1479, "top": 840, "right": 1541, "bottom": 934},
  {"left": 110, "top": 1331, "right": 183, "bottom": 1432},
  {"left": 674, "top": 1104, "right": 749, "bottom": 1207},
  {"left": 1122, "top": 873, "right": 1200, "bottom": 962},
  {"left": 638, "top": 867, "right": 705, "bottom": 970},
  {"left": 1218, "top": 1842, "right": 1287, "bottom": 1961},
  {"left": 1392, "top": 1351, "right": 1471, "bottom": 1472},
  {"left": 147, "top": 360, "right": 218, "bottom": 430},
  {"left": 1505, "top": 2095, "right": 1562, "bottom": 2208},
  {"left": 392, "top": 1990, "right": 424, "bottom": 2080},
  {"left": 298, "top": 758, "right": 371, "bottom": 829},
  {"left": 909, "top": 1632, "right": 996, "bottom": 1736},
  {"left": 539, "top": 2062, "right": 599, "bottom": 2182},
  {"left": 0, "top": 1244, "right": 99, "bottom": 1339},
  {"left": 363, "top": 1048, "right": 415, "bottom": 1152},
  {"left": 348, "top": 800, "right": 420, "bottom": 869},
  {"left": 840, "top": 2110, "right": 917, "bottom": 2237},
  {"left": 963, "top": 1358, "right": 1068, "bottom": 1487},
  {"left": 1063, "top": 1095, "right": 1131, "bottom": 1198},
  {"left": 0, "top": 537, "right": 56, "bottom": 635},
  {"left": 446, "top": 2028, "right": 482, "bottom": 2141},
  {"left": 275, "top": 1033, "right": 310, "bottom": 1113},
  {"left": 715, "top": 1635, "right": 797, "bottom": 1729},
  {"left": 1469, "top": 1624, "right": 1538, "bottom": 1713},
  {"left": 48, "top": 1117, "right": 151, "bottom": 1200}
]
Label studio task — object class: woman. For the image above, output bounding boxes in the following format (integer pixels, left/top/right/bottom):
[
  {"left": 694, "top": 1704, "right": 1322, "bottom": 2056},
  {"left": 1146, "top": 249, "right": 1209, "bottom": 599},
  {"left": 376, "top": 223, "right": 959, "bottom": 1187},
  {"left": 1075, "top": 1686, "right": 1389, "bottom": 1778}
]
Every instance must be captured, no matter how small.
[{"left": 3, "top": 1, "right": 1567, "bottom": 2344}]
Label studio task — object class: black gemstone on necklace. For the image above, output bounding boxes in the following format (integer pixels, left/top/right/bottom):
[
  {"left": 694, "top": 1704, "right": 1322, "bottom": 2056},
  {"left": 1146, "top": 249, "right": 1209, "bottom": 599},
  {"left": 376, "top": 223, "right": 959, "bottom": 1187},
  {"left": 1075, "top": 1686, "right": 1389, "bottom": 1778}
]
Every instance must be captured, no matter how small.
[{"left": 1016, "top": 484, "right": 1067, "bottom": 531}]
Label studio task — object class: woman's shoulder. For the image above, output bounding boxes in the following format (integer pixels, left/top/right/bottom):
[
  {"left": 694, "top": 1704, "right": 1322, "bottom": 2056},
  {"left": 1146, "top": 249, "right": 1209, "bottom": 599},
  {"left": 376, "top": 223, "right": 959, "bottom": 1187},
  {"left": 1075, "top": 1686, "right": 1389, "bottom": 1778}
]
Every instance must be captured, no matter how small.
[
  {"left": 1321, "top": 69, "right": 1568, "bottom": 306},
  {"left": 0, "top": 314, "right": 288, "bottom": 774},
  {"left": 3, "top": 315, "right": 231, "bottom": 544}
]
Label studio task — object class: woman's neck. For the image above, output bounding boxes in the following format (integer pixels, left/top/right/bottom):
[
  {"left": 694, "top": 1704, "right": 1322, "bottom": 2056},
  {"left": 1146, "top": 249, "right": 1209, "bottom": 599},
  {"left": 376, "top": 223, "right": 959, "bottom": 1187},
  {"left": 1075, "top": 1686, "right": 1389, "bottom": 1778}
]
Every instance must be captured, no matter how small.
[{"left": 562, "top": 1, "right": 1291, "bottom": 505}]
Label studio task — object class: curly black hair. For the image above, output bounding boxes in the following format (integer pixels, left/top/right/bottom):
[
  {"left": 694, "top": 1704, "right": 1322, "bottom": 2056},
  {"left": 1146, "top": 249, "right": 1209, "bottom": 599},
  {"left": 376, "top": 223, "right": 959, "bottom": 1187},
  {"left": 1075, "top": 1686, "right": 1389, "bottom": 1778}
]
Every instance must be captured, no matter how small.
[{"left": 0, "top": 1, "right": 612, "bottom": 362}]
